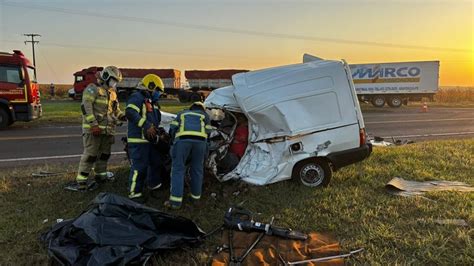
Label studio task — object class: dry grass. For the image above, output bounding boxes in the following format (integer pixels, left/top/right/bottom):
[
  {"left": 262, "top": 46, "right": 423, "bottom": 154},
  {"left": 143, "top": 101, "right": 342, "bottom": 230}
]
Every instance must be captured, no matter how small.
[
  {"left": 434, "top": 87, "right": 474, "bottom": 103},
  {"left": 0, "top": 139, "right": 473, "bottom": 265},
  {"left": 39, "top": 84, "right": 72, "bottom": 99}
]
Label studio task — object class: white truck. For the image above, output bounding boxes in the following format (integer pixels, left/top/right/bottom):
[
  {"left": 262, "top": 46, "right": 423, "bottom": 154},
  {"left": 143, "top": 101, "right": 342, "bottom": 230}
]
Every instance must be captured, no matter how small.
[{"left": 349, "top": 61, "right": 439, "bottom": 107}]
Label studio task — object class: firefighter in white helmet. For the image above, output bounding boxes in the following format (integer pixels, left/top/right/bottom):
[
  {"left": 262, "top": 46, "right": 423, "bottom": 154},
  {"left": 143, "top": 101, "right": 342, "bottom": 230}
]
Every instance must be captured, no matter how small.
[{"left": 68, "top": 66, "right": 125, "bottom": 191}]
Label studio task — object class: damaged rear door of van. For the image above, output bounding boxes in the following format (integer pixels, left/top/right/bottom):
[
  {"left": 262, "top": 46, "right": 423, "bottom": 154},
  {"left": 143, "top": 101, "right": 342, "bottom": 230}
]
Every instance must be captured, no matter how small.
[{"left": 204, "top": 54, "right": 372, "bottom": 187}]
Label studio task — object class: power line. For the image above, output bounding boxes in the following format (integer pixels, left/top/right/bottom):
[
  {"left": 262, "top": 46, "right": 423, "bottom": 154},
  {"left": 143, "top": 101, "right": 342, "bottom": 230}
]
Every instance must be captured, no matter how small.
[
  {"left": 3, "top": 1, "right": 471, "bottom": 53},
  {"left": 23, "top": 33, "right": 40, "bottom": 77},
  {"left": 36, "top": 46, "right": 58, "bottom": 82},
  {"left": 0, "top": 39, "right": 253, "bottom": 60}
]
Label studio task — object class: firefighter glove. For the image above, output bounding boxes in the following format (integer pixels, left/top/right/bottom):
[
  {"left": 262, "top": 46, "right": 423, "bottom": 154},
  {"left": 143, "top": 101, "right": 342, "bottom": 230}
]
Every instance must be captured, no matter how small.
[
  {"left": 91, "top": 125, "right": 101, "bottom": 136},
  {"left": 146, "top": 125, "right": 158, "bottom": 140}
]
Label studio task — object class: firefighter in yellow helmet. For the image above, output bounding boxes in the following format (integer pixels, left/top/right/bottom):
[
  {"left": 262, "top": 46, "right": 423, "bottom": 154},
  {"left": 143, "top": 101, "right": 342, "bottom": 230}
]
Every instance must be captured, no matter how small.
[
  {"left": 67, "top": 66, "right": 126, "bottom": 191},
  {"left": 125, "top": 74, "right": 165, "bottom": 202}
]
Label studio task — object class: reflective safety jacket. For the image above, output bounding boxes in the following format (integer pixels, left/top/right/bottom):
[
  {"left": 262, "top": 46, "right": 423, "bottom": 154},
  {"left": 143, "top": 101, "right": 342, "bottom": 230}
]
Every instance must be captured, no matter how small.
[
  {"left": 169, "top": 109, "right": 213, "bottom": 142},
  {"left": 81, "top": 83, "right": 123, "bottom": 135},
  {"left": 126, "top": 90, "right": 161, "bottom": 144}
]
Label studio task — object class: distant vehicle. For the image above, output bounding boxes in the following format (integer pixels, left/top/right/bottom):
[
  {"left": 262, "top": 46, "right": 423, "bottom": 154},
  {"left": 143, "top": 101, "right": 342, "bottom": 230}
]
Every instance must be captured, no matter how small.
[
  {"left": 71, "top": 67, "right": 181, "bottom": 100},
  {"left": 177, "top": 70, "right": 248, "bottom": 102},
  {"left": 350, "top": 61, "right": 439, "bottom": 107},
  {"left": 204, "top": 54, "right": 372, "bottom": 187},
  {"left": 0, "top": 50, "right": 42, "bottom": 128}
]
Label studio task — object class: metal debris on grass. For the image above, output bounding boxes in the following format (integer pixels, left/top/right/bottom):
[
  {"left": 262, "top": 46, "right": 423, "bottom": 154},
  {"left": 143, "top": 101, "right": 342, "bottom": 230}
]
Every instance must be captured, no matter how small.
[
  {"left": 386, "top": 177, "right": 474, "bottom": 197},
  {"left": 369, "top": 136, "right": 415, "bottom": 147}
]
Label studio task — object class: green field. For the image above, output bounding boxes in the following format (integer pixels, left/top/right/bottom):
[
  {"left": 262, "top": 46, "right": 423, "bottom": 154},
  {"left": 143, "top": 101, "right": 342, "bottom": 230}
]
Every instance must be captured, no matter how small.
[{"left": 0, "top": 139, "right": 473, "bottom": 264}]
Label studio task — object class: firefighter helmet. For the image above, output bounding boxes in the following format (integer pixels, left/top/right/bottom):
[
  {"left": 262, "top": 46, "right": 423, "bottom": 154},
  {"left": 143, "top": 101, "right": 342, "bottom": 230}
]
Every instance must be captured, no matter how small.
[
  {"left": 100, "top": 66, "right": 122, "bottom": 83},
  {"left": 139, "top": 74, "right": 164, "bottom": 92},
  {"left": 191, "top": 101, "right": 205, "bottom": 110}
]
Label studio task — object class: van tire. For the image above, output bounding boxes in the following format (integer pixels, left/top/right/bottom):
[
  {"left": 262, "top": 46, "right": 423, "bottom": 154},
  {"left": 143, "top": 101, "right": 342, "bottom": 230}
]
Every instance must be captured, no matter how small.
[
  {"left": 0, "top": 108, "right": 10, "bottom": 129},
  {"left": 293, "top": 158, "right": 332, "bottom": 187},
  {"left": 387, "top": 96, "right": 402, "bottom": 108},
  {"left": 371, "top": 96, "right": 386, "bottom": 107}
]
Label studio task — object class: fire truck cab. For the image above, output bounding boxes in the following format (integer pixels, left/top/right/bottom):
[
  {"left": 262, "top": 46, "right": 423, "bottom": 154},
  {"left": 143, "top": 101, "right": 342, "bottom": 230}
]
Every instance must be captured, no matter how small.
[{"left": 0, "top": 50, "right": 42, "bottom": 128}]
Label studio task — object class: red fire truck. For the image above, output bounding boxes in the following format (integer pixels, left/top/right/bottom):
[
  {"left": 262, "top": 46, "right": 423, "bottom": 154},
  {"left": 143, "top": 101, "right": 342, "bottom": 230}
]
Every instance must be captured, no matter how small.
[
  {"left": 72, "top": 67, "right": 181, "bottom": 100},
  {"left": 0, "top": 50, "right": 42, "bottom": 128}
]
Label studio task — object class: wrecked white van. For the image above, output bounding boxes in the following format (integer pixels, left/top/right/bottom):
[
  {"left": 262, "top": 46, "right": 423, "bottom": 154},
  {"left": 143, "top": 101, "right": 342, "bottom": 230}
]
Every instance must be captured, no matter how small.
[{"left": 204, "top": 54, "right": 372, "bottom": 187}]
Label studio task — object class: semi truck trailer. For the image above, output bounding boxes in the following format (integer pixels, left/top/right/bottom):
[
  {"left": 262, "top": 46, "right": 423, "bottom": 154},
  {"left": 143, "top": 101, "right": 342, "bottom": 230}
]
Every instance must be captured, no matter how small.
[
  {"left": 178, "top": 61, "right": 439, "bottom": 107},
  {"left": 71, "top": 60, "right": 439, "bottom": 107},
  {"left": 350, "top": 61, "right": 439, "bottom": 107},
  {"left": 71, "top": 67, "right": 181, "bottom": 100},
  {"left": 178, "top": 69, "right": 248, "bottom": 102}
]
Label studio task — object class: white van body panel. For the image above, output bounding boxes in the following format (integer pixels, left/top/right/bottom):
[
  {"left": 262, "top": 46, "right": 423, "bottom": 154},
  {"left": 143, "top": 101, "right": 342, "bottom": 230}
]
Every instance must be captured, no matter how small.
[{"left": 205, "top": 57, "right": 365, "bottom": 185}]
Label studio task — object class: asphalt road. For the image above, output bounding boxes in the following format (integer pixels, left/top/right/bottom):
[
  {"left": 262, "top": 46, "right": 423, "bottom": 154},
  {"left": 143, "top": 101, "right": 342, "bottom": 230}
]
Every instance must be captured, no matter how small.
[{"left": 0, "top": 107, "right": 473, "bottom": 168}]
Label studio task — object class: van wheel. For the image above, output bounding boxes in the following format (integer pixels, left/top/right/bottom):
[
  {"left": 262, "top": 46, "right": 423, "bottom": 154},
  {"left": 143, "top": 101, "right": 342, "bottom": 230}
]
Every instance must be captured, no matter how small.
[
  {"left": 371, "top": 96, "right": 386, "bottom": 107},
  {"left": 387, "top": 96, "right": 402, "bottom": 108},
  {"left": 0, "top": 108, "right": 10, "bottom": 129},
  {"left": 293, "top": 159, "right": 332, "bottom": 187}
]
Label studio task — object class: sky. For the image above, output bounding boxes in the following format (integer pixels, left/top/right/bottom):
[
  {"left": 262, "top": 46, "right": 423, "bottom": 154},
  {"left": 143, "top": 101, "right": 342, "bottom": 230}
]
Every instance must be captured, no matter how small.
[{"left": 0, "top": 0, "right": 472, "bottom": 86}]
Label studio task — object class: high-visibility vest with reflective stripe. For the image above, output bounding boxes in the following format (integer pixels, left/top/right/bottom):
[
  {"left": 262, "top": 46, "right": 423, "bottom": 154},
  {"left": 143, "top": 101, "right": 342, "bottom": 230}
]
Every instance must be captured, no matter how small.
[
  {"left": 173, "top": 110, "right": 210, "bottom": 139},
  {"left": 125, "top": 91, "right": 161, "bottom": 144},
  {"left": 126, "top": 103, "right": 148, "bottom": 143},
  {"left": 81, "top": 83, "right": 123, "bottom": 135}
]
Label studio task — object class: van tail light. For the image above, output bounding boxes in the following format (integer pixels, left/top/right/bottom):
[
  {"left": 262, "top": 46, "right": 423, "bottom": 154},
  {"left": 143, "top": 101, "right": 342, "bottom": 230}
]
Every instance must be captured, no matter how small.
[{"left": 359, "top": 128, "right": 367, "bottom": 146}]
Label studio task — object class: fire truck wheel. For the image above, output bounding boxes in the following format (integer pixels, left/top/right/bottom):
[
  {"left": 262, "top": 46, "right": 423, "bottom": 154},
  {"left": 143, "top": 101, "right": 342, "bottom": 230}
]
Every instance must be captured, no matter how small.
[{"left": 0, "top": 108, "right": 10, "bottom": 129}]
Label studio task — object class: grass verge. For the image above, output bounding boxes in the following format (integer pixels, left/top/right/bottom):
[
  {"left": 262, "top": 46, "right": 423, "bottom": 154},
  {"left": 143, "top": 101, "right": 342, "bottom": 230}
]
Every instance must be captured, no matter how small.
[
  {"left": 15, "top": 100, "right": 190, "bottom": 126},
  {"left": 0, "top": 139, "right": 473, "bottom": 264}
]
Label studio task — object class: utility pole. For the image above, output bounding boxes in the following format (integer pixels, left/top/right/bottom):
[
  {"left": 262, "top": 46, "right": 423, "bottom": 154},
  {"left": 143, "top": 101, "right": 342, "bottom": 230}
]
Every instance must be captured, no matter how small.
[{"left": 24, "top": 33, "right": 41, "bottom": 78}]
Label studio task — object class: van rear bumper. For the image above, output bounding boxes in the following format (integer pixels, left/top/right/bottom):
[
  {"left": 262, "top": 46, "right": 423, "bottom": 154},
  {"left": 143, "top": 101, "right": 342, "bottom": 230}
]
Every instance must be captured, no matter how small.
[{"left": 327, "top": 144, "right": 372, "bottom": 170}]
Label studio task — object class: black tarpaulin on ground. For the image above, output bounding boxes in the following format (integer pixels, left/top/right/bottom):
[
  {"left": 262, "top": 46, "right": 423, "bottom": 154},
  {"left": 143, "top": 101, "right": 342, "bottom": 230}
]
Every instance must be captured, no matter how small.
[{"left": 40, "top": 192, "right": 205, "bottom": 265}]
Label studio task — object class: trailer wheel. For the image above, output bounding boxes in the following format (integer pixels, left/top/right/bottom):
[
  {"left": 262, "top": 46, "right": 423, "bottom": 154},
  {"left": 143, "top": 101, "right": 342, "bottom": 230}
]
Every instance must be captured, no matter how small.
[
  {"left": 371, "top": 96, "right": 386, "bottom": 107},
  {"left": 293, "top": 158, "right": 332, "bottom": 187},
  {"left": 190, "top": 92, "right": 202, "bottom": 102},
  {"left": 387, "top": 96, "right": 402, "bottom": 108},
  {"left": 178, "top": 92, "right": 190, "bottom": 103},
  {"left": 0, "top": 108, "right": 10, "bottom": 129},
  {"left": 118, "top": 90, "right": 129, "bottom": 101}
]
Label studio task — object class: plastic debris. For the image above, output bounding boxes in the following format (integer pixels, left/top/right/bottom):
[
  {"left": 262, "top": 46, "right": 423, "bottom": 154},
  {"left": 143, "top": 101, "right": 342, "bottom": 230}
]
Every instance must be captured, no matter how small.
[{"left": 41, "top": 193, "right": 205, "bottom": 265}]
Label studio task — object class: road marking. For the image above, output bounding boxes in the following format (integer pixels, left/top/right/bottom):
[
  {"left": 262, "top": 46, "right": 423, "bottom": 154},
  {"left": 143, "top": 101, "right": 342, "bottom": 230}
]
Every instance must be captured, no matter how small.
[
  {"left": 0, "top": 151, "right": 126, "bottom": 163},
  {"left": 381, "top": 131, "right": 474, "bottom": 138},
  {"left": 0, "top": 132, "right": 126, "bottom": 141},
  {"left": 366, "top": 118, "right": 474, "bottom": 124}
]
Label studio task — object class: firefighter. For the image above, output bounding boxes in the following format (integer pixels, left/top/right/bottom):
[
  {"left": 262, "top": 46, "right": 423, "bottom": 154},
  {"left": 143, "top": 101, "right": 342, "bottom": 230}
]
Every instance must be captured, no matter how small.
[
  {"left": 165, "top": 102, "right": 213, "bottom": 209},
  {"left": 70, "top": 66, "right": 125, "bottom": 191},
  {"left": 125, "top": 74, "right": 164, "bottom": 201}
]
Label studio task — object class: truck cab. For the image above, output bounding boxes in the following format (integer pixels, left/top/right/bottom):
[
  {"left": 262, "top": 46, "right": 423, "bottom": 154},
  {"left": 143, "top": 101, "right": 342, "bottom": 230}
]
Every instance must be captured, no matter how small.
[
  {"left": 72, "top": 66, "right": 103, "bottom": 100},
  {"left": 0, "top": 50, "right": 42, "bottom": 128}
]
